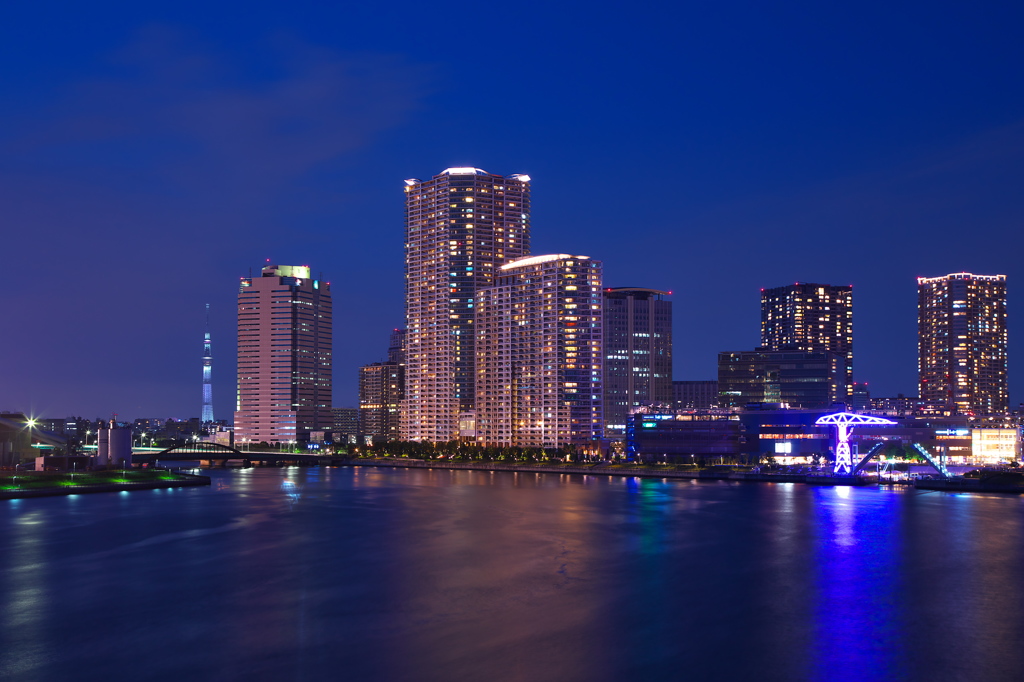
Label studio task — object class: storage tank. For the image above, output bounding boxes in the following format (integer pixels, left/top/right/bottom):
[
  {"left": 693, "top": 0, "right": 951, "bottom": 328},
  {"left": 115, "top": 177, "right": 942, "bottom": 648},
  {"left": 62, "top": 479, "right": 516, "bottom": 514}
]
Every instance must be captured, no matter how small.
[
  {"left": 107, "top": 421, "right": 132, "bottom": 469},
  {"left": 96, "top": 426, "right": 110, "bottom": 467}
]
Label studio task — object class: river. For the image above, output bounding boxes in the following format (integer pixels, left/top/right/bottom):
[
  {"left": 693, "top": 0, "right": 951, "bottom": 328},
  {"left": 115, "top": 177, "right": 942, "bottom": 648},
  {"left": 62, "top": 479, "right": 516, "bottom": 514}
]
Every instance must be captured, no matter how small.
[{"left": 2, "top": 466, "right": 1023, "bottom": 681}]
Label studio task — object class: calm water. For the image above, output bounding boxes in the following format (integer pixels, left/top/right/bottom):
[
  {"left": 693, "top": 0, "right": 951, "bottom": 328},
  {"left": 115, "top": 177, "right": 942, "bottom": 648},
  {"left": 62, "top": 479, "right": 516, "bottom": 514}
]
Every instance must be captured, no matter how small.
[{"left": 2, "top": 466, "right": 1024, "bottom": 682}]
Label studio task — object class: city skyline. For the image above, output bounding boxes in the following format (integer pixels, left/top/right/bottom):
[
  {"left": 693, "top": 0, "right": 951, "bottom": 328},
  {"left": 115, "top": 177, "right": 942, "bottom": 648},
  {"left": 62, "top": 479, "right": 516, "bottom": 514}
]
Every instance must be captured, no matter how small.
[{"left": 2, "top": 4, "right": 1024, "bottom": 419}]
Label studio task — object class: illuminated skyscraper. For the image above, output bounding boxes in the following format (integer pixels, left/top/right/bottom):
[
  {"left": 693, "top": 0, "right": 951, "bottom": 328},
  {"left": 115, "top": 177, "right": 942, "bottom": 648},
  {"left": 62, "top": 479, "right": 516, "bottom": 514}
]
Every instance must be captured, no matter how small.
[
  {"left": 201, "top": 303, "right": 214, "bottom": 424},
  {"left": 602, "top": 288, "right": 673, "bottom": 438},
  {"left": 918, "top": 272, "right": 1007, "bottom": 415},
  {"left": 234, "top": 264, "right": 332, "bottom": 445},
  {"left": 402, "top": 167, "right": 531, "bottom": 442},
  {"left": 475, "top": 254, "right": 603, "bottom": 449},
  {"left": 359, "top": 361, "right": 404, "bottom": 443},
  {"left": 761, "top": 283, "right": 853, "bottom": 398}
]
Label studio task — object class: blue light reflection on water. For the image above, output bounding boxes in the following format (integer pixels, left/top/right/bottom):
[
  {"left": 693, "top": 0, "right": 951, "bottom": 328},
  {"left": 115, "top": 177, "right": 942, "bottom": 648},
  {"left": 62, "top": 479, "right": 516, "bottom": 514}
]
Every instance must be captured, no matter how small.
[{"left": 2, "top": 468, "right": 1024, "bottom": 682}]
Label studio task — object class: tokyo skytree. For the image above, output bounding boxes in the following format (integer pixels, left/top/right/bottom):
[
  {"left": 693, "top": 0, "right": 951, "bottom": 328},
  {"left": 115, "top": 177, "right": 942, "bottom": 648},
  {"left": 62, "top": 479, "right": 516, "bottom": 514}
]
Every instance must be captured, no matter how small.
[{"left": 202, "top": 304, "right": 214, "bottom": 423}]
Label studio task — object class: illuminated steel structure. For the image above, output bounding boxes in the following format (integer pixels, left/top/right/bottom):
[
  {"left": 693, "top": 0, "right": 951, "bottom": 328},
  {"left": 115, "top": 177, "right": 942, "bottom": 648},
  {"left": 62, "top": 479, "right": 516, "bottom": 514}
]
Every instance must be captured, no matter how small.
[
  {"left": 815, "top": 412, "right": 896, "bottom": 476},
  {"left": 602, "top": 288, "right": 672, "bottom": 439},
  {"left": 918, "top": 272, "right": 1008, "bottom": 415},
  {"left": 761, "top": 283, "right": 853, "bottom": 398},
  {"left": 475, "top": 255, "right": 603, "bottom": 448},
  {"left": 402, "top": 168, "right": 531, "bottom": 442},
  {"left": 234, "top": 265, "right": 332, "bottom": 445},
  {"left": 201, "top": 303, "right": 214, "bottom": 424}
]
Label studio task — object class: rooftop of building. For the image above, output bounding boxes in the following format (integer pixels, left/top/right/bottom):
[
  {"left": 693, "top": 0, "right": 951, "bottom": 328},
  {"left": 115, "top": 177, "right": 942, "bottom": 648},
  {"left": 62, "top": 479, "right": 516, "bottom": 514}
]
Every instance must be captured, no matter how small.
[
  {"left": 917, "top": 272, "right": 1006, "bottom": 284},
  {"left": 500, "top": 254, "right": 590, "bottom": 270},
  {"left": 404, "top": 168, "right": 531, "bottom": 185}
]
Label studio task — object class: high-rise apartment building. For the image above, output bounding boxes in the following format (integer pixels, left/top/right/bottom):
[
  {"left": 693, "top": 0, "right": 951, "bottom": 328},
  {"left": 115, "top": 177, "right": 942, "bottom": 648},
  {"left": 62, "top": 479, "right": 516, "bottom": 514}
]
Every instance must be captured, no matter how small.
[
  {"left": 403, "top": 167, "right": 531, "bottom": 442},
  {"left": 603, "top": 288, "right": 672, "bottom": 438},
  {"left": 918, "top": 272, "right": 1008, "bottom": 415},
  {"left": 475, "top": 254, "right": 603, "bottom": 449},
  {"left": 359, "top": 361, "right": 404, "bottom": 443},
  {"left": 761, "top": 283, "right": 853, "bottom": 398},
  {"left": 234, "top": 264, "right": 332, "bottom": 445}
]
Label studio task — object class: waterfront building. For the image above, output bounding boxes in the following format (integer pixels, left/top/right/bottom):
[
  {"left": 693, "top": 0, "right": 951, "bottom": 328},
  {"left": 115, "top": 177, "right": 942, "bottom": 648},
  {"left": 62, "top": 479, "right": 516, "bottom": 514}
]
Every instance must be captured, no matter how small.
[
  {"left": 917, "top": 272, "right": 1008, "bottom": 415},
  {"left": 359, "top": 361, "right": 404, "bottom": 443},
  {"left": 475, "top": 254, "right": 603, "bottom": 449},
  {"left": 234, "top": 264, "right": 333, "bottom": 445},
  {"left": 718, "top": 349, "right": 846, "bottom": 409},
  {"left": 626, "top": 412, "right": 742, "bottom": 463},
  {"left": 402, "top": 167, "right": 531, "bottom": 442},
  {"left": 201, "top": 303, "right": 215, "bottom": 423},
  {"left": 602, "top": 288, "right": 672, "bottom": 438},
  {"left": 331, "top": 407, "right": 360, "bottom": 444},
  {"left": 672, "top": 380, "right": 719, "bottom": 410},
  {"left": 761, "top": 283, "right": 853, "bottom": 398}
]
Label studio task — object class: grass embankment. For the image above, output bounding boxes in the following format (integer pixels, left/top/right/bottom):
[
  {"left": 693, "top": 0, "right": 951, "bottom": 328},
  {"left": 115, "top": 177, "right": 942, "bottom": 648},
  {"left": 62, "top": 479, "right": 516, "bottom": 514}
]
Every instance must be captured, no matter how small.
[{"left": 0, "top": 469, "right": 193, "bottom": 492}]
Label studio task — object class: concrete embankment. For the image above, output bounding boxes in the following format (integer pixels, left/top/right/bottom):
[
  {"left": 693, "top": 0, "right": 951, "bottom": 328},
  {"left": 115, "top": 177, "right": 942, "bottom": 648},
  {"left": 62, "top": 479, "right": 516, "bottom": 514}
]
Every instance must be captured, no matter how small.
[
  {"left": 913, "top": 478, "right": 1024, "bottom": 494},
  {"left": 342, "top": 459, "right": 1024, "bottom": 494},
  {"left": 0, "top": 473, "right": 211, "bottom": 500},
  {"left": 342, "top": 459, "right": 807, "bottom": 483}
]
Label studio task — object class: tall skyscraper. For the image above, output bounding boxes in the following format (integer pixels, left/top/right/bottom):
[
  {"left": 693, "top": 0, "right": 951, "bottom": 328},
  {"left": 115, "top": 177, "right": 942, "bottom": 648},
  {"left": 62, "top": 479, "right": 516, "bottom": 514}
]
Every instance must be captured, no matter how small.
[
  {"left": 359, "top": 362, "right": 404, "bottom": 443},
  {"left": 402, "top": 167, "right": 531, "bottom": 442},
  {"left": 602, "top": 288, "right": 673, "bottom": 438},
  {"left": 918, "top": 272, "right": 1008, "bottom": 415},
  {"left": 475, "top": 254, "right": 603, "bottom": 449},
  {"left": 201, "top": 303, "right": 214, "bottom": 424},
  {"left": 761, "top": 282, "right": 853, "bottom": 398},
  {"left": 234, "top": 264, "right": 333, "bottom": 445}
]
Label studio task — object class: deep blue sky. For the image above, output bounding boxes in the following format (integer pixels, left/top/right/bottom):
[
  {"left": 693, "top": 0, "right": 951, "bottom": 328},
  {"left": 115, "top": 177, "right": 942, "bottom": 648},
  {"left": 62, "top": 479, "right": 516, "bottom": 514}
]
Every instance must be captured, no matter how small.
[{"left": 2, "top": 1, "right": 1023, "bottom": 420}]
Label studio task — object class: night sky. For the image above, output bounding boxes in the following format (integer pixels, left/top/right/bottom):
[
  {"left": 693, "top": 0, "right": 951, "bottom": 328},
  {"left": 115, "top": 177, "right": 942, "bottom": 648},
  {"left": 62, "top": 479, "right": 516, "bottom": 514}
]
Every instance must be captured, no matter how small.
[{"left": 3, "top": 2, "right": 1023, "bottom": 420}]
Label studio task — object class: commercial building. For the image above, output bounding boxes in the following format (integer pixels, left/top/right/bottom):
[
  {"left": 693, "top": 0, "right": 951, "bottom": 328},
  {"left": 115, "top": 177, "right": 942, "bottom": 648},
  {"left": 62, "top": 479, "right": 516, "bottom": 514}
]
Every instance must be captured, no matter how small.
[
  {"left": 234, "top": 264, "right": 333, "bottom": 445},
  {"left": 602, "top": 288, "right": 672, "bottom": 438},
  {"left": 403, "top": 168, "right": 531, "bottom": 442},
  {"left": 627, "top": 406, "right": 1020, "bottom": 466},
  {"left": 718, "top": 349, "right": 846, "bottom": 409},
  {"left": 626, "top": 412, "right": 742, "bottom": 463},
  {"left": 761, "top": 283, "right": 853, "bottom": 398},
  {"left": 475, "top": 254, "right": 603, "bottom": 449},
  {"left": 359, "top": 362, "right": 404, "bottom": 443},
  {"left": 331, "top": 407, "right": 360, "bottom": 444},
  {"left": 673, "top": 380, "right": 719, "bottom": 410},
  {"left": 918, "top": 272, "right": 1008, "bottom": 415}
]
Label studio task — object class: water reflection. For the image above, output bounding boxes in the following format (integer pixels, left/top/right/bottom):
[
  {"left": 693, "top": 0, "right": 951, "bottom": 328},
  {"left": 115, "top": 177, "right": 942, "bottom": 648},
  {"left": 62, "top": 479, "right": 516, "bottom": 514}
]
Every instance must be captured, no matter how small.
[{"left": 2, "top": 469, "right": 1024, "bottom": 681}]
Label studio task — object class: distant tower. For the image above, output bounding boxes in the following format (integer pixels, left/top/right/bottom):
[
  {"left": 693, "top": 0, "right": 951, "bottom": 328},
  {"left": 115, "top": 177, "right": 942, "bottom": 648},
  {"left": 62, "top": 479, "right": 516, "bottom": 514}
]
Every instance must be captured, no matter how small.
[{"left": 202, "top": 304, "right": 215, "bottom": 424}]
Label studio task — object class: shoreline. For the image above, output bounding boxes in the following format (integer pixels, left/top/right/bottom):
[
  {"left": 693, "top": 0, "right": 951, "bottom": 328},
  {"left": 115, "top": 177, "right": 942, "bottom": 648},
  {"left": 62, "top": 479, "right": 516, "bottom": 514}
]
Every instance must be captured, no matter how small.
[{"left": 341, "top": 458, "right": 1024, "bottom": 494}]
